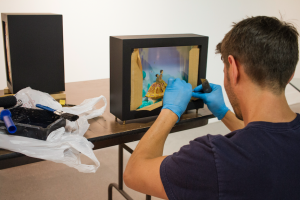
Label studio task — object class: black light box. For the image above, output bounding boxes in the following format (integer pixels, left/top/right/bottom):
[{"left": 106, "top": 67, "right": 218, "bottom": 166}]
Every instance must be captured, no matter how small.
[
  {"left": 110, "top": 34, "right": 209, "bottom": 121},
  {"left": 1, "top": 13, "right": 65, "bottom": 94}
]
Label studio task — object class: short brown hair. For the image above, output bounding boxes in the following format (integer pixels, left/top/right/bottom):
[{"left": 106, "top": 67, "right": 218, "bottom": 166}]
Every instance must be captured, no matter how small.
[{"left": 216, "top": 16, "right": 299, "bottom": 93}]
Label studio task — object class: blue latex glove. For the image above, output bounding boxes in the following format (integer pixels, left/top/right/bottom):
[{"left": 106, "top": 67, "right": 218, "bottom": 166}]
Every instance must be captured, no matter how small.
[
  {"left": 162, "top": 78, "right": 192, "bottom": 122},
  {"left": 192, "top": 83, "right": 229, "bottom": 120}
]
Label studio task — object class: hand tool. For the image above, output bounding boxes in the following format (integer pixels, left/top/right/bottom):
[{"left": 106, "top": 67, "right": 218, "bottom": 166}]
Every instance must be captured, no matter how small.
[
  {"left": 0, "top": 109, "right": 17, "bottom": 133},
  {"left": 200, "top": 79, "right": 212, "bottom": 93},
  {"left": 36, "top": 104, "right": 79, "bottom": 122}
]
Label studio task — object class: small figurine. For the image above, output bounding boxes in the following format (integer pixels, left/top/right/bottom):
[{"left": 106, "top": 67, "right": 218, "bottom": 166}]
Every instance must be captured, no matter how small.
[{"left": 145, "top": 70, "right": 167, "bottom": 99}]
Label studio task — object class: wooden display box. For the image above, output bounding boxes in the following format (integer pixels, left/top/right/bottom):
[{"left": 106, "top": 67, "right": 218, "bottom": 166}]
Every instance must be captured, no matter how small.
[
  {"left": 110, "top": 34, "right": 209, "bottom": 121},
  {"left": 1, "top": 13, "right": 65, "bottom": 94}
]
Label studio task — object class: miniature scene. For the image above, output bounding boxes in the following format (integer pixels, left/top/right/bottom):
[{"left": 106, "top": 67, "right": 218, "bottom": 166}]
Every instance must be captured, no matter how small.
[{"left": 130, "top": 46, "right": 199, "bottom": 111}]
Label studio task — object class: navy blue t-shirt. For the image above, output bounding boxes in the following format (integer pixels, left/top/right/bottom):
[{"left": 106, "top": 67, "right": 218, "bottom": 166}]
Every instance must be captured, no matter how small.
[{"left": 160, "top": 113, "right": 300, "bottom": 200}]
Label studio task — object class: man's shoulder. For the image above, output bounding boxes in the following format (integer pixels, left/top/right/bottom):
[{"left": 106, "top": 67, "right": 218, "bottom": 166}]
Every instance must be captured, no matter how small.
[
  {"left": 205, "top": 117, "right": 300, "bottom": 162},
  {"left": 193, "top": 126, "right": 258, "bottom": 147}
]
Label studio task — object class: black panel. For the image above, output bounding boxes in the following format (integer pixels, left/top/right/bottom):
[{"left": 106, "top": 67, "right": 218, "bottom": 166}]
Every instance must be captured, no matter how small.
[
  {"left": 110, "top": 37, "right": 123, "bottom": 119},
  {"left": 2, "top": 14, "right": 65, "bottom": 93}
]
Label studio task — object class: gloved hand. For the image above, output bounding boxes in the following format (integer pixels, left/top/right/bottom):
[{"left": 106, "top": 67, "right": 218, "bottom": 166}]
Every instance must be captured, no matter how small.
[
  {"left": 162, "top": 78, "right": 192, "bottom": 122},
  {"left": 192, "top": 83, "right": 229, "bottom": 120}
]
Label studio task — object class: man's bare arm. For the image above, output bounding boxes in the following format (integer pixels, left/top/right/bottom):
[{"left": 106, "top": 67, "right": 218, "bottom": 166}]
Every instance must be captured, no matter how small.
[
  {"left": 221, "top": 110, "right": 244, "bottom": 131},
  {"left": 124, "top": 78, "right": 192, "bottom": 199},
  {"left": 124, "top": 109, "right": 177, "bottom": 199}
]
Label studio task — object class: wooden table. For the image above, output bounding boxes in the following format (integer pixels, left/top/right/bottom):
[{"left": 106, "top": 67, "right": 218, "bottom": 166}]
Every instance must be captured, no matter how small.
[{"left": 0, "top": 79, "right": 214, "bottom": 169}]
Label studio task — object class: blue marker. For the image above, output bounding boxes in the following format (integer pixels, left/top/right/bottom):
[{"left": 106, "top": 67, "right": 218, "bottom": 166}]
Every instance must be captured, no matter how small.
[{"left": 0, "top": 109, "right": 17, "bottom": 134}]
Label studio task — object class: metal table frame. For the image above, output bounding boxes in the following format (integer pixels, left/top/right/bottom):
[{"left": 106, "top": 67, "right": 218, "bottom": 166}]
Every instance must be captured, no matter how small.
[{"left": 108, "top": 144, "right": 151, "bottom": 200}]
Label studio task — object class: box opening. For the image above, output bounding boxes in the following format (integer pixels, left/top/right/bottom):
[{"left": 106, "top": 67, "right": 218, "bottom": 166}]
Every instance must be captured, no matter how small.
[{"left": 130, "top": 45, "right": 200, "bottom": 111}]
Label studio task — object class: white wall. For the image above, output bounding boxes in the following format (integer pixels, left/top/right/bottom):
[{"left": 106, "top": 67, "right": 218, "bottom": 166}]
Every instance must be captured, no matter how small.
[{"left": 1, "top": 0, "right": 300, "bottom": 107}]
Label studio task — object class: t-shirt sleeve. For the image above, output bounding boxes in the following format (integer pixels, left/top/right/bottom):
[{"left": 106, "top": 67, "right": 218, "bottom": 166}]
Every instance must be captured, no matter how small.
[{"left": 160, "top": 135, "right": 219, "bottom": 200}]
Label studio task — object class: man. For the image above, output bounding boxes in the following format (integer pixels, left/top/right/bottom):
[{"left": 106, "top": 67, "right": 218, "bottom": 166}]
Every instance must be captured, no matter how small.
[{"left": 124, "top": 16, "right": 300, "bottom": 199}]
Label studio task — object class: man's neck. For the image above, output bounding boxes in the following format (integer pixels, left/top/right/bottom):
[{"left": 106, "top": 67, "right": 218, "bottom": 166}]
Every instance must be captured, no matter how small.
[{"left": 239, "top": 88, "right": 297, "bottom": 126}]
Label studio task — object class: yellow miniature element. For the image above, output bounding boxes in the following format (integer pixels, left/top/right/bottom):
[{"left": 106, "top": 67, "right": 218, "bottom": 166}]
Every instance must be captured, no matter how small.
[
  {"left": 59, "top": 99, "right": 66, "bottom": 106},
  {"left": 145, "top": 70, "right": 167, "bottom": 99}
]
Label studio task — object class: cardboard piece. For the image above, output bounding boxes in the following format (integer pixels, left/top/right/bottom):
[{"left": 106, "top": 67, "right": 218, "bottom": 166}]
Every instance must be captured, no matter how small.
[
  {"left": 188, "top": 46, "right": 200, "bottom": 89},
  {"left": 130, "top": 49, "right": 143, "bottom": 110},
  {"left": 4, "top": 87, "right": 10, "bottom": 95},
  {"left": 50, "top": 92, "right": 66, "bottom": 101},
  {"left": 188, "top": 46, "right": 200, "bottom": 101}
]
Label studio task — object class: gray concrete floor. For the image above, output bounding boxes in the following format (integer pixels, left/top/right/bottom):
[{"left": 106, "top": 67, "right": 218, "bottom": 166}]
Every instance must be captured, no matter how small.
[{"left": 0, "top": 120, "right": 229, "bottom": 200}]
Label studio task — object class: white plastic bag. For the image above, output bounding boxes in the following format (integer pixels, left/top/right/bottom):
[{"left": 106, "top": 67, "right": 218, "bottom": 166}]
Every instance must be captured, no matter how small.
[
  {"left": 0, "top": 88, "right": 107, "bottom": 173},
  {"left": 15, "top": 87, "right": 63, "bottom": 110},
  {"left": 0, "top": 125, "right": 99, "bottom": 173},
  {"left": 62, "top": 96, "right": 107, "bottom": 120}
]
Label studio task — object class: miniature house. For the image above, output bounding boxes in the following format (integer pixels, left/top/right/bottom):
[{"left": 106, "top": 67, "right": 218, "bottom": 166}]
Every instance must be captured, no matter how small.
[
  {"left": 1, "top": 13, "right": 65, "bottom": 94},
  {"left": 110, "top": 34, "right": 209, "bottom": 121}
]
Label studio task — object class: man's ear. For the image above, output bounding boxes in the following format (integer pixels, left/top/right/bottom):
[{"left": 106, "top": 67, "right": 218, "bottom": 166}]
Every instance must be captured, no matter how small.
[
  {"left": 288, "top": 72, "right": 295, "bottom": 83},
  {"left": 227, "top": 55, "right": 239, "bottom": 85}
]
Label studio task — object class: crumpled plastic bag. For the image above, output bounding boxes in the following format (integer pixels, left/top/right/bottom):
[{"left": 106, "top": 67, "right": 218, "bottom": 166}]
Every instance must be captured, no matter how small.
[
  {"left": 62, "top": 97, "right": 107, "bottom": 121},
  {"left": 15, "top": 87, "right": 63, "bottom": 110},
  {"left": 0, "top": 87, "right": 107, "bottom": 173}
]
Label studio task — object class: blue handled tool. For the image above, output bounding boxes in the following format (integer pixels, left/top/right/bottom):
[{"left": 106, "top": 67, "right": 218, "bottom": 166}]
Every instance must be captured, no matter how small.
[
  {"left": 36, "top": 104, "right": 79, "bottom": 122},
  {"left": 0, "top": 109, "right": 17, "bottom": 133},
  {"left": 36, "top": 104, "right": 56, "bottom": 112}
]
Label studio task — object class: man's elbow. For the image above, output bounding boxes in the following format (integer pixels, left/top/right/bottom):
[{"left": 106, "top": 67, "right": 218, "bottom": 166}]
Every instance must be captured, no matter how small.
[{"left": 123, "top": 166, "right": 135, "bottom": 189}]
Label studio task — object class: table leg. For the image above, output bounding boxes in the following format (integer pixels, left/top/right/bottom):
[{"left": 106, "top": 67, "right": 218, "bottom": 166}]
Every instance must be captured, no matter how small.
[{"left": 108, "top": 144, "right": 152, "bottom": 200}]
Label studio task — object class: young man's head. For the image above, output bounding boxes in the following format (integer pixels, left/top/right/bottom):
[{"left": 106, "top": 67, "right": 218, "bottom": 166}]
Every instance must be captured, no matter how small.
[{"left": 216, "top": 16, "right": 299, "bottom": 120}]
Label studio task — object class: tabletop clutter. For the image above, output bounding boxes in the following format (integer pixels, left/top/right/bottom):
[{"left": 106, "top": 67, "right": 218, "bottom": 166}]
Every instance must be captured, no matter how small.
[
  {"left": 0, "top": 87, "right": 107, "bottom": 173},
  {"left": 0, "top": 13, "right": 107, "bottom": 173}
]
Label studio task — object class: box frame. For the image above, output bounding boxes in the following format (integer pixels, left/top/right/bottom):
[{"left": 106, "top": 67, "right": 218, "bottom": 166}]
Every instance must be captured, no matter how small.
[{"left": 110, "top": 34, "right": 209, "bottom": 121}]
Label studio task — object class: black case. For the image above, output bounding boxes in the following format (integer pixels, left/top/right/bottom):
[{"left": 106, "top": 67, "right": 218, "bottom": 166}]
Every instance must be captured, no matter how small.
[
  {"left": 1, "top": 13, "right": 65, "bottom": 94},
  {"left": 110, "top": 34, "right": 209, "bottom": 121},
  {"left": 0, "top": 107, "right": 66, "bottom": 140}
]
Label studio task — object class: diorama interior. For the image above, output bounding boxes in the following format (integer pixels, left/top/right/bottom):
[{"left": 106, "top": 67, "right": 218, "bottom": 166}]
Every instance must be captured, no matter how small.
[{"left": 131, "top": 45, "right": 200, "bottom": 111}]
